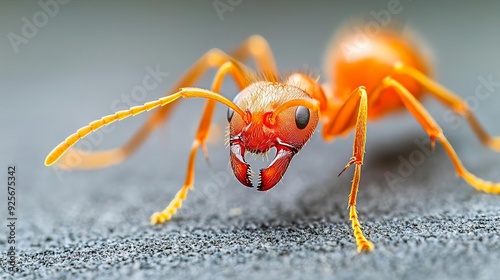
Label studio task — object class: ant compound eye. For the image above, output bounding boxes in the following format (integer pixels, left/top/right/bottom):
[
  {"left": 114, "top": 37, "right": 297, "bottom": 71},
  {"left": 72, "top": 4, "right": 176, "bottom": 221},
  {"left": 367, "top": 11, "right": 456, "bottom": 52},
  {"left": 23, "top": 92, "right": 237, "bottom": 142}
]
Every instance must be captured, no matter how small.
[
  {"left": 227, "top": 93, "right": 241, "bottom": 122},
  {"left": 295, "top": 106, "right": 310, "bottom": 129}
]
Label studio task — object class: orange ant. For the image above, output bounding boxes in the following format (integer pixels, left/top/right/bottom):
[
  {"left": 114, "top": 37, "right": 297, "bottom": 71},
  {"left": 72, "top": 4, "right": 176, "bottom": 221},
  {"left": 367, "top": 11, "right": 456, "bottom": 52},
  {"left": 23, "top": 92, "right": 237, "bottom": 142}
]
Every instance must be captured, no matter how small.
[{"left": 45, "top": 25, "right": 500, "bottom": 253}]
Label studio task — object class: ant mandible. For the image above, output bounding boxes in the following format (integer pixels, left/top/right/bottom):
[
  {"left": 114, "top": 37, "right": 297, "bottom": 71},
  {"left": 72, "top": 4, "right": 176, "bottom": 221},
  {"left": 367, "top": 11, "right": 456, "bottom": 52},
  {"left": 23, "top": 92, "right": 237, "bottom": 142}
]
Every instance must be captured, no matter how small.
[{"left": 45, "top": 25, "right": 500, "bottom": 252}]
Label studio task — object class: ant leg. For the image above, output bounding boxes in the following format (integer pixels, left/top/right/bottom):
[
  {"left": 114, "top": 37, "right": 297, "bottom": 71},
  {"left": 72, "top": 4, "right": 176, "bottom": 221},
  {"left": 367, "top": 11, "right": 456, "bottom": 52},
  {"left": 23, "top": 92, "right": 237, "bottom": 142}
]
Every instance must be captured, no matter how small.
[
  {"left": 392, "top": 62, "right": 500, "bottom": 151},
  {"left": 321, "top": 84, "right": 367, "bottom": 140},
  {"left": 230, "top": 35, "right": 279, "bottom": 81},
  {"left": 150, "top": 61, "right": 248, "bottom": 224},
  {"left": 379, "top": 77, "right": 500, "bottom": 194},
  {"left": 46, "top": 63, "right": 248, "bottom": 224},
  {"left": 324, "top": 87, "right": 375, "bottom": 252}
]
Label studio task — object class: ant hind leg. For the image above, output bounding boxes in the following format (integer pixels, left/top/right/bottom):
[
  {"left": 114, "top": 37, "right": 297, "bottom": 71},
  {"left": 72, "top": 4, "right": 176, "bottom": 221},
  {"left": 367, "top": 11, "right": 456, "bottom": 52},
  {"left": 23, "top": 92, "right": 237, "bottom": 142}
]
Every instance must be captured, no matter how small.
[
  {"left": 393, "top": 63, "right": 500, "bottom": 151},
  {"left": 379, "top": 76, "right": 500, "bottom": 194}
]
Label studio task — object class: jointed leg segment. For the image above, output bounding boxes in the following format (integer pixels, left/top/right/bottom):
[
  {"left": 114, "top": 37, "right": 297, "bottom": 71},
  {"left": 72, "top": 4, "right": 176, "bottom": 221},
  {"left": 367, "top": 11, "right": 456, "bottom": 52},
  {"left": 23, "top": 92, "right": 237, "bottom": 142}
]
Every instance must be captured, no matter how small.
[
  {"left": 380, "top": 77, "right": 500, "bottom": 194},
  {"left": 150, "top": 61, "right": 249, "bottom": 224},
  {"left": 344, "top": 87, "right": 374, "bottom": 252},
  {"left": 321, "top": 67, "right": 500, "bottom": 252},
  {"left": 392, "top": 63, "right": 500, "bottom": 151},
  {"left": 148, "top": 38, "right": 280, "bottom": 224},
  {"left": 326, "top": 87, "right": 374, "bottom": 252},
  {"left": 230, "top": 35, "right": 279, "bottom": 81}
]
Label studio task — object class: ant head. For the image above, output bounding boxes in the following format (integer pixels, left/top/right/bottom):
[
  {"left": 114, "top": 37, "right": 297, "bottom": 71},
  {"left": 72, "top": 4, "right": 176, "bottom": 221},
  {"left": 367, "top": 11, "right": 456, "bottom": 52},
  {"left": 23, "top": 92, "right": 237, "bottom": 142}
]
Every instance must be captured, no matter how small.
[{"left": 227, "top": 82, "right": 319, "bottom": 191}]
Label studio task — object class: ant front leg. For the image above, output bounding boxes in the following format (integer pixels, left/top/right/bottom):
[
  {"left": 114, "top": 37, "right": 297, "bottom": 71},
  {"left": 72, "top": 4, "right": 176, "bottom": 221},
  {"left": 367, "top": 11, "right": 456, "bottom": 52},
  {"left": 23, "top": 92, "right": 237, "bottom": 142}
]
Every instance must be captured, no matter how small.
[
  {"left": 150, "top": 61, "right": 249, "bottom": 224},
  {"left": 45, "top": 86, "right": 248, "bottom": 227},
  {"left": 323, "top": 87, "right": 374, "bottom": 253}
]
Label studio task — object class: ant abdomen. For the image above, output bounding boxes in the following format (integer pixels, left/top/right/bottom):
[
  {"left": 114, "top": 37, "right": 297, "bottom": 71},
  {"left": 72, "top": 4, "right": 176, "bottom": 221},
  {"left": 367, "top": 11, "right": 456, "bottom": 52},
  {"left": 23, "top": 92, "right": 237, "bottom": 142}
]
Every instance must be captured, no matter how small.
[{"left": 326, "top": 26, "right": 431, "bottom": 119}]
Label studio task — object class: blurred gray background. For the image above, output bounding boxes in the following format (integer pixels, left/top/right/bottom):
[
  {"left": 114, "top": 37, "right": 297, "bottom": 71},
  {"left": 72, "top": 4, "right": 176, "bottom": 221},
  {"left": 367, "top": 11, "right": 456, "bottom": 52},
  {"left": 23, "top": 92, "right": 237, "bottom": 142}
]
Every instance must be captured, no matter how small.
[{"left": 1, "top": 0, "right": 500, "bottom": 279}]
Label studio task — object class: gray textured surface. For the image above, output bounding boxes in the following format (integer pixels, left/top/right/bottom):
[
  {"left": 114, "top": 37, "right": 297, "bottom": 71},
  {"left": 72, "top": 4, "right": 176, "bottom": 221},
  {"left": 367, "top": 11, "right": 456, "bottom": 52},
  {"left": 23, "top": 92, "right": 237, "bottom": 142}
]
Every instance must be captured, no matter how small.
[{"left": 1, "top": 1, "right": 500, "bottom": 279}]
